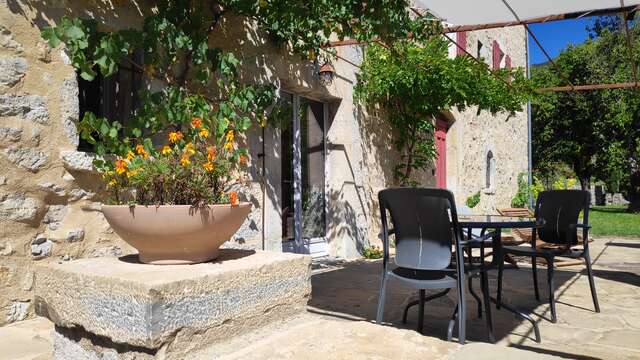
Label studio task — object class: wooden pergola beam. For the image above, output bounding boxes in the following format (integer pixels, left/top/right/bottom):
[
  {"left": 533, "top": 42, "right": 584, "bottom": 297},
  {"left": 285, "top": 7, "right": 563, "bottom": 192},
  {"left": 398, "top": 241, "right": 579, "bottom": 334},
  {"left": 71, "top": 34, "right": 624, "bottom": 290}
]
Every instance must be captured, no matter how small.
[
  {"left": 325, "top": 5, "right": 640, "bottom": 48},
  {"left": 538, "top": 82, "right": 640, "bottom": 92},
  {"left": 442, "top": 4, "right": 640, "bottom": 33}
]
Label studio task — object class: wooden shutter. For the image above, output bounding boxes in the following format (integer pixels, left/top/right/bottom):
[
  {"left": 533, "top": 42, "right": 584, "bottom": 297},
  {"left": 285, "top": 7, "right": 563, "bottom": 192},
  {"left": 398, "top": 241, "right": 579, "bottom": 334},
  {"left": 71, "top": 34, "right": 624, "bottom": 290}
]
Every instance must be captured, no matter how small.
[
  {"left": 456, "top": 32, "right": 467, "bottom": 56},
  {"left": 492, "top": 40, "right": 502, "bottom": 70}
]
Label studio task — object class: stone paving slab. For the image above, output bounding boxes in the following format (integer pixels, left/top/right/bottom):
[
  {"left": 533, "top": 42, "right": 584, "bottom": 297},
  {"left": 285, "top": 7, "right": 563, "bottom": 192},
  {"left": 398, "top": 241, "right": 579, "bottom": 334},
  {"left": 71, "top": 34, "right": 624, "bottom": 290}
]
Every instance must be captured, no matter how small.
[
  {"left": 3, "top": 236, "right": 639, "bottom": 359},
  {"left": 0, "top": 317, "right": 51, "bottom": 360}
]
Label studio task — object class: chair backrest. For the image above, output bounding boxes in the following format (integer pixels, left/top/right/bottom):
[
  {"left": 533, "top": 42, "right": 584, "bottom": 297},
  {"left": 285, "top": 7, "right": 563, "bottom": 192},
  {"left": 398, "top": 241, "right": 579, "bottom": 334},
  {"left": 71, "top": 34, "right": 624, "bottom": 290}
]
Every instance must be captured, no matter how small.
[
  {"left": 378, "top": 188, "right": 461, "bottom": 270},
  {"left": 534, "top": 190, "right": 590, "bottom": 245}
]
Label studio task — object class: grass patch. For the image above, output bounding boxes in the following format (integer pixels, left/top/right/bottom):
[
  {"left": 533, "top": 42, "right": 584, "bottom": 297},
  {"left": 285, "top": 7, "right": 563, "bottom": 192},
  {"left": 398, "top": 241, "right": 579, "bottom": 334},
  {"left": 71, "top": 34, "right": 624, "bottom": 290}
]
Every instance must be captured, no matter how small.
[{"left": 589, "top": 205, "right": 640, "bottom": 237}]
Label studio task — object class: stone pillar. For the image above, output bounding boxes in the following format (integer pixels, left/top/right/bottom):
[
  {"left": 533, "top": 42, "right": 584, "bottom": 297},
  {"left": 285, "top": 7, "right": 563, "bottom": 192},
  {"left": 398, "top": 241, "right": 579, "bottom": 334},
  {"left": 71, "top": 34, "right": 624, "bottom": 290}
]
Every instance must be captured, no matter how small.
[{"left": 35, "top": 250, "right": 311, "bottom": 359}]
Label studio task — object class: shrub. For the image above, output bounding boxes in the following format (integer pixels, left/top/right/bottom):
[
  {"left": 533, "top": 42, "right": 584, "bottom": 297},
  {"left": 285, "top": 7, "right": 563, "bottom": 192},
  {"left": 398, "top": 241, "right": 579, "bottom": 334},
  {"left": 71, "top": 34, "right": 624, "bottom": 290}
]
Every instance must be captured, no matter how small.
[
  {"left": 466, "top": 191, "right": 481, "bottom": 209},
  {"left": 362, "top": 245, "right": 384, "bottom": 259}
]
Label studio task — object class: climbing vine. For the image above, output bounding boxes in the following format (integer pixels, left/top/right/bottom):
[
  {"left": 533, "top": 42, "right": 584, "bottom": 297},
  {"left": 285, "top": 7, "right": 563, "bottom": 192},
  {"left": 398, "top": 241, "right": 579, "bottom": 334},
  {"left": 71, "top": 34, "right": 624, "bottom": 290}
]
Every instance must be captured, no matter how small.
[
  {"left": 355, "top": 36, "right": 534, "bottom": 185},
  {"left": 40, "top": 0, "right": 441, "bottom": 203}
]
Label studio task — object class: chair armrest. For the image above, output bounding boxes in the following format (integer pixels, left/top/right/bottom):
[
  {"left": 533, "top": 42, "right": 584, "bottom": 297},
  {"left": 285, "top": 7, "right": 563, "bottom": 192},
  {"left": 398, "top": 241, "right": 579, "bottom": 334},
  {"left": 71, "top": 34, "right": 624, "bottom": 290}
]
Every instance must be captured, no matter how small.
[
  {"left": 570, "top": 223, "right": 591, "bottom": 229},
  {"left": 378, "top": 229, "right": 395, "bottom": 241}
]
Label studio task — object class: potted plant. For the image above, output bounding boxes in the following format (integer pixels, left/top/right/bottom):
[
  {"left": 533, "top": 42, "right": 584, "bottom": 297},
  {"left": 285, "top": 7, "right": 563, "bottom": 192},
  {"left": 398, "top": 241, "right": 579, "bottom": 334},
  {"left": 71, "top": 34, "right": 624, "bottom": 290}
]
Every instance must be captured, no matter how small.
[
  {"left": 99, "top": 116, "right": 253, "bottom": 264},
  {"left": 41, "top": 6, "right": 279, "bottom": 264}
]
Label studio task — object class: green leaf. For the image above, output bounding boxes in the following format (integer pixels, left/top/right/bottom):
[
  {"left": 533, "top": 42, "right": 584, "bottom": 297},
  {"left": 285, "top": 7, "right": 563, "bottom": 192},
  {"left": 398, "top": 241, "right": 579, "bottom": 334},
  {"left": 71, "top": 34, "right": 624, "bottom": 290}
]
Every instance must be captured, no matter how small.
[{"left": 41, "top": 27, "right": 60, "bottom": 48}]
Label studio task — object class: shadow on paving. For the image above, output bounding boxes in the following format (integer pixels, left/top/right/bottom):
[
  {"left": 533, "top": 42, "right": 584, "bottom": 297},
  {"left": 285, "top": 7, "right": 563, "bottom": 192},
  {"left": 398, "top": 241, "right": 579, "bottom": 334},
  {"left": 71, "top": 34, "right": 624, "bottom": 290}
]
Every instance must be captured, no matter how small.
[{"left": 308, "top": 256, "right": 623, "bottom": 359}]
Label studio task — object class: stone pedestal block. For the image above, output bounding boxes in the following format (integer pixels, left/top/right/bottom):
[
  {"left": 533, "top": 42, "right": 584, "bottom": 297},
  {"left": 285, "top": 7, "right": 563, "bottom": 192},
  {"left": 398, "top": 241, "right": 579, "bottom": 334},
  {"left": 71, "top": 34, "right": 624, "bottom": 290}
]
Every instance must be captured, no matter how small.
[{"left": 34, "top": 249, "right": 311, "bottom": 359}]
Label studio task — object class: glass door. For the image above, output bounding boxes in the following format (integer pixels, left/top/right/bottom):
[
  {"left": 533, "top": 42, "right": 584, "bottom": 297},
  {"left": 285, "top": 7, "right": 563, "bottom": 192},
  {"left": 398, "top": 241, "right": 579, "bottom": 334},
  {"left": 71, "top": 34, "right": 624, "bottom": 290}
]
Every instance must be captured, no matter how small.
[{"left": 280, "top": 92, "right": 327, "bottom": 254}]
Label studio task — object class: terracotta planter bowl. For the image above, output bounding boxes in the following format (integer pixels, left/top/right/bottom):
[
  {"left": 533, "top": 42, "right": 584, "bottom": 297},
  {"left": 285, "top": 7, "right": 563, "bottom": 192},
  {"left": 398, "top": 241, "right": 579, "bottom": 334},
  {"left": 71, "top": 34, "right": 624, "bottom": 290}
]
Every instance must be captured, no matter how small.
[{"left": 102, "top": 203, "right": 251, "bottom": 264}]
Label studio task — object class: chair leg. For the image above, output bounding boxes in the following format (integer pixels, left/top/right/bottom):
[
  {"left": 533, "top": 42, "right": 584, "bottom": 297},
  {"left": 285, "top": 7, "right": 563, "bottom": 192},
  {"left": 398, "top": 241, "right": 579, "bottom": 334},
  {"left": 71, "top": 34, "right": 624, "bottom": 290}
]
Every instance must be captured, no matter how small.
[
  {"left": 496, "top": 256, "right": 504, "bottom": 309},
  {"left": 417, "top": 289, "right": 425, "bottom": 334},
  {"left": 447, "top": 304, "right": 458, "bottom": 342},
  {"left": 457, "top": 277, "right": 466, "bottom": 344},
  {"left": 584, "top": 249, "right": 601, "bottom": 313},
  {"left": 376, "top": 273, "right": 388, "bottom": 324},
  {"left": 546, "top": 258, "right": 557, "bottom": 323},
  {"left": 532, "top": 255, "right": 540, "bottom": 301},
  {"left": 480, "top": 271, "right": 495, "bottom": 343}
]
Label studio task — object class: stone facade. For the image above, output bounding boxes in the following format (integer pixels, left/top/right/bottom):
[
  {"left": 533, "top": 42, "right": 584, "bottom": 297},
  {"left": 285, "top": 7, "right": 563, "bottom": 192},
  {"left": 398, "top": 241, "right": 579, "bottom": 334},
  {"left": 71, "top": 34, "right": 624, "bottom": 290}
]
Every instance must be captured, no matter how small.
[{"left": 0, "top": 0, "right": 529, "bottom": 326}]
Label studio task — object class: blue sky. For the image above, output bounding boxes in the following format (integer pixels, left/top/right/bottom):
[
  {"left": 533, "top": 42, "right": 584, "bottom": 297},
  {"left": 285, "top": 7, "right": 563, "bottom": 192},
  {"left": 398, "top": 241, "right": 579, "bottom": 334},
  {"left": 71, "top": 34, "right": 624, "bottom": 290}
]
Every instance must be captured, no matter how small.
[{"left": 528, "top": 18, "right": 592, "bottom": 65}]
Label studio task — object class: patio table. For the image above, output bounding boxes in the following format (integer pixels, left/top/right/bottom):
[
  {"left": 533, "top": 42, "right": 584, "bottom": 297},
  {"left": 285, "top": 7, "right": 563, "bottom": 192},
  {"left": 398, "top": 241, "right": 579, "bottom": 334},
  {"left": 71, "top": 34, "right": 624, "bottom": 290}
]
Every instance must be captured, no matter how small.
[{"left": 458, "top": 214, "right": 542, "bottom": 343}]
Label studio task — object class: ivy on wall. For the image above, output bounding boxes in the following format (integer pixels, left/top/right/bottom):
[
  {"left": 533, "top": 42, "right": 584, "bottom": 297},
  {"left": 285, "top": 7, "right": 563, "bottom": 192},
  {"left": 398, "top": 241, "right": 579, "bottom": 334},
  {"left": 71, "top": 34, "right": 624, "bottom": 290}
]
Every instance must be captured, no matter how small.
[{"left": 355, "top": 36, "right": 534, "bottom": 186}]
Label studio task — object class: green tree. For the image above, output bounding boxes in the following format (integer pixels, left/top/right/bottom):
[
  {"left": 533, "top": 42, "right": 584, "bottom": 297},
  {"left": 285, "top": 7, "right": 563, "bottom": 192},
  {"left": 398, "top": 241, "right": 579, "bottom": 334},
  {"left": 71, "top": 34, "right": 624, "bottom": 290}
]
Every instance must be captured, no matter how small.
[
  {"left": 355, "top": 38, "right": 533, "bottom": 185},
  {"left": 532, "top": 16, "right": 640, "bottom": 212}
]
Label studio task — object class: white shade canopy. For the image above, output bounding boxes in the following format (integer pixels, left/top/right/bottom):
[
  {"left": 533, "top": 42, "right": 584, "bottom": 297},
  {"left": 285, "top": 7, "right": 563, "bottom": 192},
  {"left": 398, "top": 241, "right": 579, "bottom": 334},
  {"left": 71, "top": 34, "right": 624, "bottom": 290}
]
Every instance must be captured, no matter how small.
[{"left": 413, "top": 0, "right": 640, "bottom": 27}]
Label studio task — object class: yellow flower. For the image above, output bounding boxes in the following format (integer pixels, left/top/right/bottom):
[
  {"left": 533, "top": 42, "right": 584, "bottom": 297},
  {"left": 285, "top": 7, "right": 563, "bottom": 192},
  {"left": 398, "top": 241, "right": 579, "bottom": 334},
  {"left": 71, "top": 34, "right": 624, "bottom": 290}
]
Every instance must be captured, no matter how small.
[
  {"left": 126, "top": 169, "right": 139, "bottom": 178},
  {"left": 207, "top": 146, "right": 217, "bottom": 161},
  {"left": 180, "top": 155, "right": 191, "bottom": 166},
  {"left": 184, "top": 142, "right": 196, "bottom": 155},
  {"left": 224, "top": 141, "right": 233, "bottom": 152},
  {"left": 161, "top": 145, "right": 172, "bottom": 155},
  {"left": 199, "top": 128, "right": 210, "bottom": 138},
  {"left": 203, "top": 161, "right": 214, "bottom": 172},
  {"left": 259, "top": 0, "right": 268, "bottom": 8},
  {"left": 168, "top": 131, "right": 183, "bottom": 143},
  {"left": 191, "top": 117, "right": 202, "bottom": 129},
  {"left": 107, "top": 179, "right": 117, "bottom": 187},
  {"left": 225, "top": 130, "right": 235, "bottom": 142},
  {"left": 126, "top": 151, "right": 135, "bottom": 161}
]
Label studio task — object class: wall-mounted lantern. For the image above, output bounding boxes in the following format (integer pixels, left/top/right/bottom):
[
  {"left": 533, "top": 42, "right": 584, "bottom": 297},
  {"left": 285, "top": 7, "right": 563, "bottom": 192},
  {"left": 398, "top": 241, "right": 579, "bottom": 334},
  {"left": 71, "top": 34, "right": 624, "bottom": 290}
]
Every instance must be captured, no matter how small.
[{"left": 318, "top": 61, "right": 335, "bottom": 85}]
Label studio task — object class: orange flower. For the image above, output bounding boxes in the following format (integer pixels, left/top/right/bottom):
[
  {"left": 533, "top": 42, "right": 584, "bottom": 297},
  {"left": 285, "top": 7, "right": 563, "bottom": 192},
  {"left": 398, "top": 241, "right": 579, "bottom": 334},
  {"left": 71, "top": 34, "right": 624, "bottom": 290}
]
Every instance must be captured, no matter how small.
[
  {"left": 199, "top": 128, "right": 210, "bottom": 138},
  {"left": 239, "top": 154, "right": 249, "bottom": 166},
  {"left": 161, "top": 145, "right": 172, "bottom": 155},
  {"left": 203, "top": 161, "right": 214, "bottom": 172},
  {"left": 168, "top": 131, "right": 183, "bottom": 143},
  {"left": 229, "top": 191, "right": 239, "bottom": 206},
  {"left": 126, "top": 150, "right": 135, "bottom": 161},
  {"left": 225, "top": 130, "right": 235, "bottom": 142},
  {"left": 180, "top": 155, "right": 191, "bottom": 166},
  {"left": 135, "top": 144, "right": 145, "bottom": 155},
  {"left": 207, "top": 146, "right": 217, "bottom": 161},
  {"left": 191, "top": 117, "right": 202, "bottom": 129},
  {"left": 115, "top": 159, "right": 128, "bottom": 174}
]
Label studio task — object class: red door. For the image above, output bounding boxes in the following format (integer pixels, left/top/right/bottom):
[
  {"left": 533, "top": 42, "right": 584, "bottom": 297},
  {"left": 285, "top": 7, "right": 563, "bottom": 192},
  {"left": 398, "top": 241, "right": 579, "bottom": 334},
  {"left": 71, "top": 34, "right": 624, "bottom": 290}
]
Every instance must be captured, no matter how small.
[{"left": 435, "top": 119, "right": 448, "bottom": 188}]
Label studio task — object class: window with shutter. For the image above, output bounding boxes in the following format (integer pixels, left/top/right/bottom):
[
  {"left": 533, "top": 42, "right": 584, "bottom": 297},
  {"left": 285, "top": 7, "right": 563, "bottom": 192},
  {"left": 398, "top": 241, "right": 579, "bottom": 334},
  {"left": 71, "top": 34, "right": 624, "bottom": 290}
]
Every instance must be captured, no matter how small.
[
  {"left": 77, "top": 51, "right": 144, "bottom": 152},
  {"left": 456, "top": 32, "right": 467, "bottom": 56}
]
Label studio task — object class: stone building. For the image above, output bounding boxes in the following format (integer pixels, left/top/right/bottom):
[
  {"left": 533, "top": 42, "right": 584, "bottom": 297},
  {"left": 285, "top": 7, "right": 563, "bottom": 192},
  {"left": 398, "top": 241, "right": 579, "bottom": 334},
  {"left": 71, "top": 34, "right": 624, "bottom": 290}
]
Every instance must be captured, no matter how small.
[{"left": 0, "top": 1, "right": 529, "bottom": 325}]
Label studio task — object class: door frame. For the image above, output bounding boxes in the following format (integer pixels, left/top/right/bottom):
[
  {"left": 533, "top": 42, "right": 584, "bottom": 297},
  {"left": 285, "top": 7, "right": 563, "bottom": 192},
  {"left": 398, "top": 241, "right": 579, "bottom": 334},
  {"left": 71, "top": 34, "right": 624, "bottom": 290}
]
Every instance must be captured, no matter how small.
[{"left": 281, "top": 91, "right": 329, "bottom": 257}]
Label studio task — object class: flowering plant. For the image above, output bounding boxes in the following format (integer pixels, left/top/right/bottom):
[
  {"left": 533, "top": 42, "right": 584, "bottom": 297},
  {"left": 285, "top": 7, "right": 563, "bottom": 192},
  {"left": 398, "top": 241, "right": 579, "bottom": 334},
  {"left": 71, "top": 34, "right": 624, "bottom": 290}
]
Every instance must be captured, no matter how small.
[{"left": 101, "top": 114, "right": 251, "bottom": 206}]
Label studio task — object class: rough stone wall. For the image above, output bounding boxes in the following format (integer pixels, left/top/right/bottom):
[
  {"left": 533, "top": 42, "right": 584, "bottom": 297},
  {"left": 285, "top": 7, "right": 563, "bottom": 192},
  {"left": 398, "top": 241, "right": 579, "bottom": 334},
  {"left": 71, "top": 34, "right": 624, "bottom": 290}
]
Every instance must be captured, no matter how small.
[
  {"left": 0, "top": 0, "right": 148, "bottom": 326},
  {"left": 0, "top": 1, "right": 529, "bottom": 326},
  {"left": 447, "top": 26, "right": 529, "bottom": 214},
  {"left": 0, "top": 1, "right": 374, "bottom": 324}
]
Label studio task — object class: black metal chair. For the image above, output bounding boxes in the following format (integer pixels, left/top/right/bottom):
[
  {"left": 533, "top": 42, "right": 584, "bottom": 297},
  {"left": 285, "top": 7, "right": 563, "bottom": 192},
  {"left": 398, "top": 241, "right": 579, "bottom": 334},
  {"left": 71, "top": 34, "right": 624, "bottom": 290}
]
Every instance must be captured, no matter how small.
[
  {"left": 497, "top": 190, "right": 600, "bottom": 323},
  {"left": 375, "top": 188, "right": 494, "bottom": 344}
]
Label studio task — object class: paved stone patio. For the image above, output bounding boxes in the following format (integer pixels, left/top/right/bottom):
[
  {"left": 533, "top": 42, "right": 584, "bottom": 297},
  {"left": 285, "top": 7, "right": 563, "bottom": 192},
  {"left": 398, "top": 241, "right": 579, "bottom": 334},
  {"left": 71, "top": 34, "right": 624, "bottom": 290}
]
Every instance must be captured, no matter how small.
[{"left": 1, "top": 236, "right": 638, "bottom": 359}]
